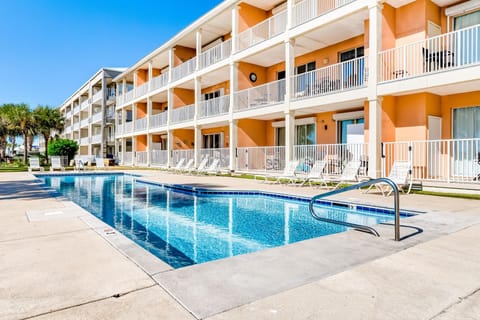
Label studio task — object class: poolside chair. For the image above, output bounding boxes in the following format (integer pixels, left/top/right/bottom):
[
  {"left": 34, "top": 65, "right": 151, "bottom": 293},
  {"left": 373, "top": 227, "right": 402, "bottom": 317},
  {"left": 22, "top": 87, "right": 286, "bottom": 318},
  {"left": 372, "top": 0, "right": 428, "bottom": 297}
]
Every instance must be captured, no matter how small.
[
  {"left": 328, "top": 160, "right": 363, "bottom": 190},
  {"left": 297, "top": 160, "right": 328, "bottom": 187},
  {"left": 74, "top": 158, "right": 85, "bottom": 171},
  {"left": 95, "top": 157, "right": 106, "bottom": 170},
  {"left": 28, "top": 157, "right": 44, "bottom": 172},
  {"left": 50, "top": 156, "right": 65, "bottom": 172},
  {"left": 186, "top": 157, "right": 209, "bottom": 175},
  {"left": 198, "top": 159, "right": 220, "bottom": 175},
  {"left": 367, "top": 160, "right": 413, "bottom": 196},
  {"left": 170, "top": 158, "right": 185, "bottom": 173},
  {"left": 178, "top": 159, "right": 194, "bottom": 173},
  {"left": 254, "top": 160, "right": 299, "bottom": 184}
]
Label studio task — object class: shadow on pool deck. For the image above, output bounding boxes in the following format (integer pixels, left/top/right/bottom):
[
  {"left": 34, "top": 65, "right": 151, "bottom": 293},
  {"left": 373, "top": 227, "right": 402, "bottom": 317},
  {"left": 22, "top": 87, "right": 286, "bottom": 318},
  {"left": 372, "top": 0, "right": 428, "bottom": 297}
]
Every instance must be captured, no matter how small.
[{"left": 0, "top": 180, "right": 54, "bottom": 201}]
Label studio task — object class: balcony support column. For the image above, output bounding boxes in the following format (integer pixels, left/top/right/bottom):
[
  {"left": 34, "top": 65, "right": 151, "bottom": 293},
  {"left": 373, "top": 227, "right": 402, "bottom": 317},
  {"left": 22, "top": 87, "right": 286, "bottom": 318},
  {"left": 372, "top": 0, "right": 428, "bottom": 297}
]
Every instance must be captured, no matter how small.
[
  {"left": 122, "top": 79, "right": 126, "bottom": 104},
  {"left": 100, "top": 75, "right": 106, "bottom": 158},
  {"left": 168, "top": 48, "right": 175, "bottom": 82},
  {"left": 285, "top": 39, "right": 295, "bottom": 106},
  {"left": 229, "top": 62, "right": 238, "bottom": 115},
  {"left": 367, "top": 1, "right": 383, "bottom": 178},
  {"left": 148, "top": 61, "right": 153, "bottom": 91},
  {"left": 167, "top": 130, "right": 173, "bottom": 168},
  {"left": 285, "top": 110, "right": 295, "bottom": 164},
  {"left": 231, "top": 5, "right": 239, "bottom": 53},
  {"left": 132, "top": 136, "right": 137, "bottom": 167},
  {"left": 196, "top": 29, "right": 202, "bottom": 70},
  {"left": 287, "top": 0, "right": 294, "bottom": 29},
  {"left": 194, "top": 126, "right": 202, "bottom": 168},
  {"left": 229, "top": 119, "right": 238, "bottom": 172},
  {"left": 194, "top": 77, "right": 201, "bottom": 122},
  {"left": 147, "top": 133, "right": 152, "bottom": 167},
  {"left": 166, "top": 88, "right": 174, "bottom": 167},
  {"left": 121, "top": 138, "right": 126, "bottom": 165}
]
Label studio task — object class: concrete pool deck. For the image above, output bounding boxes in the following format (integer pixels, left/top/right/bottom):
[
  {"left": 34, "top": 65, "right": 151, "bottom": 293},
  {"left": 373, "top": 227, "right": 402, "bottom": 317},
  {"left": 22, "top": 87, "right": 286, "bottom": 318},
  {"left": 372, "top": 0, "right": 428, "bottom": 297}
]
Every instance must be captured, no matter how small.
[{"left": 0, "top": 171, "right": 479, "bottom": 319}]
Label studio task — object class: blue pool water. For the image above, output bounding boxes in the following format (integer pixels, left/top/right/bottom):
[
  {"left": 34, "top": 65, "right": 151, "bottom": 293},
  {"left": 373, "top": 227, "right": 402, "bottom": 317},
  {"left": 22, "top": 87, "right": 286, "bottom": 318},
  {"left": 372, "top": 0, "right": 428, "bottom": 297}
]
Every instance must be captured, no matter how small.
[{"left": 39, "top": 174, "right": 396, "bottom": 268}]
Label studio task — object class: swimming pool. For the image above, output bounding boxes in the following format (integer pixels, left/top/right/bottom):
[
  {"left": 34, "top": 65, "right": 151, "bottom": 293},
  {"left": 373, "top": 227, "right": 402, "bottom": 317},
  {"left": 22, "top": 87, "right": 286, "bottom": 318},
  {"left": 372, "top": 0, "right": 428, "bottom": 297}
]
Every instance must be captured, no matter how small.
[{"left": 39, "top": 173, "right": 397, "bottom": 268}]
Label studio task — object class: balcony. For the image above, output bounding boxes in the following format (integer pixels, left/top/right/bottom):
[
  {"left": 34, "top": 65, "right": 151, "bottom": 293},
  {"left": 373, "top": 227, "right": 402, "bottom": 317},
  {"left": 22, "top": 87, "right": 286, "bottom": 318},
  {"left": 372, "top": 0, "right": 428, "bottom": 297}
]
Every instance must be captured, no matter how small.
[
  {"left": 65, "top": 110, "right": 72, "bottom": 118},
  {"left": 236, "top": 10, "right": 287, "bottom": 52},
  {"left": 134, "top": 117, "right": 147, "bottom": 132},
  {"left": 124, "top": 121, "right": 133, "bottom": 134},
  {"left": 172, "top": 57, "right": 197, "bottom": 82},
  {"left": 379, "top": 24, "right": 480, "bottom": 82},
  {"left": 151, "top": 73, "right": 168, "bottom": 91},
  {"left": 292, "top": 56, "right": 367, "bottom": 100},
  {"left": 150, "top": 111, "right": 168, "bottom": 129},
  {"left": 200, "top": 39, "right": 232, "bottom": 69},
  {"left": 92, "top": 90, "right": 103, "bottom": 102},
  {"left": 234, "top": 79, "right": 285, "bottom": 112},
  {"left": 80, "top": 99, "right": 89, "bottom": 111},
  {"left": 64, "top": 126, "right": 72, "bottom": 134},
  {"left": 80, "top": 137, "right": 89, "bottom": 145},
  {"left": 293, "top": 0, "right": 356, "bottom": 27},
  {"left": 136, "top": 151, "right": 148, "bottom": 166},
  {"left": 80, "top": 118, "right": 89, "bottom": 128},
  {"left": 135, "top": 82, "right": 149, "bottom": 98},
  {"left": 73, "top": 105, "right": 80, "bottom": 114},
  {"left": 92, "top": 111, "right": 103, "bottom": 124},
  {"left": 151, "top": 149, "right": 168, "bottom": 166},
  {"left": 116, "top": 125, "right": 123, "bottom": 136},
  {"left": 91, "top": 134, "right": 102, "bottom": 144},
  {"left": 199, "top": 95, "right": 230, "bottom": 119},
  {"left": 73, "top": 122, "right": 80, "bottom": 131},
  {"left": 200, "top": 148, "right": 230, "bottom": 169},
  {"left": 171, "top": 104, "right": 195, "bottom": 124}
]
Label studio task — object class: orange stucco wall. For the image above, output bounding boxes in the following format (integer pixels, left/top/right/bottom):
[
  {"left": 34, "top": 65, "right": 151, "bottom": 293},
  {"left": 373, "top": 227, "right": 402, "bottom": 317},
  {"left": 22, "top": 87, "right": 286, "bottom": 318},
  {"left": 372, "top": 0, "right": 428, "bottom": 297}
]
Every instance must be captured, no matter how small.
[
  {"left": 174, "top": 45, "right": 196, "bottom": 66},
  {"left": 152, "top": 102, "right": 167, "bottom": 113},
  {"left": 136, "top": 69, "right": 148, "bottom": 86},
  {"left": 173, "top": 88, "right": 194, "bottom": 107},
  {"left": 237, "top": 119, "right": 268, "bottom": 147},
  {"left": 441, "top": 92, "right": 480, "bottom": 139},
  {"left": 136, "top": 102, "right": 147, "bottom": 119},
  {"left": 238, "top": 62, "right": 268, "bottom": 90},
  {"left": 173, "top": 129, "right": 194, "bottom": 149},
  {"left": 238, "top": 3, "right": 267, "bottom": 33},
  {"left": 136, "top": 135, "right": 147, "bottom": 152}
]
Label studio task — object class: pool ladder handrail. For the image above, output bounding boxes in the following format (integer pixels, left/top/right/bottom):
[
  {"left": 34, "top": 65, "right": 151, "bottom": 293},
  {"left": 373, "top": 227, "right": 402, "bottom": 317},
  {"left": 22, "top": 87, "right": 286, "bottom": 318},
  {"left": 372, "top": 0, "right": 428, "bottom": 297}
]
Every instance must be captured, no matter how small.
[{"left": 309, "top": 178, "right": 400, "bottom": 241}]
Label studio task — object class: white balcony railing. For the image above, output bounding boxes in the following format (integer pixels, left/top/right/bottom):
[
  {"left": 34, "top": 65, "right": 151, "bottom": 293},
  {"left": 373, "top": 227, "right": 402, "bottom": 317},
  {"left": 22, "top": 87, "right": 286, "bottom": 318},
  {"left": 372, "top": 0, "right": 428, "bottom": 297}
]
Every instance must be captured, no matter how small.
[
  {"left": 151, "top": 73, "right": 168, "bottom": 91},
  {"left": 234, "top": 79, "right": 286, "bottom": 112},
  {"left": 80, "top": 118, "right": 89, "bottom": 128},
  {"left": 200, "top": 39, "right": 232, "bottom": 69},
  {"left": 293, "top": 0, "right": 355, "bottom": 27},
  {"left": 80, "top": 137, "right": 89, "bottom": 145},
  {"left": 73, "top": 105, "right": 80, "bottom": 114},
  {"left": 200, "top": 148, "right": 230, "bottom": 169},
  {"left": 116, "top": 94, "right": 123, "bottom": 106},
  {"left": 236, "top": 146, "right": 286, "bottom": 173},
  {"left": 171, "top": 104, "right": 195, "bottom": 124},
  {"left": 92, "top": 111, "right": 103, "bottom": 123},
  {"left": 135, "top": 82, "right": 149, "bottom": 98},
  {"left": 116, "top": 125, "right": 123, "bottom": 136},
  {"left": 237, "top": 10, "right": 287, "bottom": 52},
  {"left": 80, "top": 100, "right": 89, "bottom": 111},
  {"left": 123, "top": 152, "right": 133, "bottom": 165},
  {"left": 92, "top": 90, "right": 103, "bottom": 102},
  {"left": 379, "top": 24, "right": 480, "bottom": 82},
  {"left": 124, "top": 121, "right": 133, "bottom": 134},
  {"left": 171, "top": 149, "right": 194, "bottom": 167},
  {"left": 151, "top": 149, "right": 168, "bottom": 166},
  {"left": 292, "top": 56, "right": 367, "bottom": 100},
  {"left": 65, "top": 110, "right": 72, "bottom": 118},
  {"left": 64, "top": 126, "right": 72, "bottom": 134},
  {"left": 294, "top": 143, "right": 369, "bottom": 176},
  {"left": 91, "top": 134, "right": 102, "bottom": 144},
  {"left": 383, "top": 138, "right": 480, "bottom": 184},
  {"left": 134, "top": 117, "right": 147, "bottom": 132},
  {"left": 172, "top": 57, "right": 197, "bottom": 82},
  {"left": 136, "top": 151, "right": 148, "bottom": 166},
  {"left": 73, "top": 122, "right": 80, "bottom": 131},
  {"left": 199, "top": 95, "right": 230, "bottom": 118},
  {"left": 124, "top": 90, "right": 134, "bottom": 104},
  {"left": 150, "top": 111, "right": 168, "bottom": 129}
]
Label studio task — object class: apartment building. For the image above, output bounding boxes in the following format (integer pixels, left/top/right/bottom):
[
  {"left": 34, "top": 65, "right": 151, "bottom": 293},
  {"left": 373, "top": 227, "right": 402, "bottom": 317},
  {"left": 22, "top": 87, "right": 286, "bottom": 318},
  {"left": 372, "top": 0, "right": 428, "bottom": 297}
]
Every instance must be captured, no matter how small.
[
  {"left": 59, "top": 68, "right": 125, "bottom": 162},
  {"left": 114, "top": 0, "right": 480, "bottom": 185}
]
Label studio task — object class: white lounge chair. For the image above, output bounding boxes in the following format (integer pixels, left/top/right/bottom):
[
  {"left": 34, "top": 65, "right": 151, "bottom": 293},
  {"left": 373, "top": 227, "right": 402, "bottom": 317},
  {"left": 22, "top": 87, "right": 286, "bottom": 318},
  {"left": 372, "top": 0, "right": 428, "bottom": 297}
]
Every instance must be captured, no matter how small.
[
  {"left": 74, "top": 158, "right": 85, "bottom": 171},
  {"left": 297, "top": 160, "right": 328, "bottom": 187},
  {"left": 368, "top": 160, "right": 413, "bottom": 196},
  {"left": 198, "top": 159, "right": 220, "bottom": 175},
  {"left": 28, "top": 157, "right": 44, "bottom": 172},
  {"left": 95, "top": 157, "right": 106, "bottom": 169},
  {"left": 50, "top": 156, "right": 65, "bottom": 172},
  {"left": 254, "top": 160, "right": 299, "bottom": 184},
  {"left": 328, "top": 160, "right": 363, "bottom": 190},
  {"left": 179, "top": 159, "right": 194, "bottom": 173},
  {"left": 187, "top": 158, "right": 209, "bottom": 175},
  {"left": 170, "top": 158, "right": 185, "bottom": 173}
]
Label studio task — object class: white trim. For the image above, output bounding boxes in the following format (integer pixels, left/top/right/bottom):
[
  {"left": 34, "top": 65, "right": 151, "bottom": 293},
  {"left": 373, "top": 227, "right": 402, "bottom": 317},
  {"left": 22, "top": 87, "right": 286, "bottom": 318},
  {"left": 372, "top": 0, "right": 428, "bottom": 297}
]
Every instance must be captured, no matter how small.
[
  {"left": 332, "top": 110, "right": 364, "bottom": 121},
  {"left": 446, "top": 0, "right": 480, "bottom": 17},
  {"left": 272, "top": 117, "right": 316, "bottom": 128}
]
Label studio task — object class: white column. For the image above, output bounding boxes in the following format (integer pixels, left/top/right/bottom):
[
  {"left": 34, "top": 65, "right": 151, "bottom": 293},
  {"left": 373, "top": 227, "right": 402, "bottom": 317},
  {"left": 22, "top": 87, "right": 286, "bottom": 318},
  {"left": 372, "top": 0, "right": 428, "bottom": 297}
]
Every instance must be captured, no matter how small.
[
  {"left": 287, "top": 0, "right": 294, "bottom": 30},
  {"left": 167, "top": 131, "right": 173, "bottom": 168},
  {"left": 121, "top": 138, "right": 126, "bottom": 165},
  {"left": 194, "top": 126, "right": 202, "bottom": 168},
  {"left": 132, "top": 137, "right": 137, "bottom": 167},
  {"left": 231, "top": 5, "right": 239, "bottom": 53},
  {"left": 122, "top": 79, "right": 126, "bottom": 104},
  {"left": 229, "top": 62, "right": 238, "bottom": 115},
  {"left": 100, "top": 75, "right": 107, "bottom": 158},
  {"left": 284, "top": 39, "right": 295, "bottom": 105},
  {"left": 368, "top": 1, "right": 383, "bottom": 178},
  {"left": 166, "top": 88, "right": 174, "bottom": 167},
  {"left": 147, "top": 133, "right": 152, "bottom": 167},
  {"left": 285, "top": 110, "right": 295, "bottom": 164},
  {"left": 168, "top": 48, "right": 175, "bottom": 82},
  {"left": 229, "top": 120, "right": 238, "bottom": 172},
  {"left": 194, "top": 76, "right": 201, "bottom": 121},
  {"left": 196, "top": 29, "right": 202, "bottom": 70},
  {"left": 148, "top": 61, "right": 153, "bottom": 91}
]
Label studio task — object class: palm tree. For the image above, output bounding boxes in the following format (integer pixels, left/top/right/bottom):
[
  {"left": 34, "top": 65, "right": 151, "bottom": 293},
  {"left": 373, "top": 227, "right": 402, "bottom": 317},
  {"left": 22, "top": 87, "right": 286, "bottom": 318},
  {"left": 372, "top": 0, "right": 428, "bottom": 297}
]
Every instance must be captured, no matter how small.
[
  {"left": 5, "top": 104, "right": 35, "bottom": 164},
  {"left": 33, "top": 105, "right": 65, "bottom": 162},
  {"left": 0, "top": 108, "right": 8, "bottom": 161},
  {"left": 1, "top": 104, "right": 22, "bottom": 157}
]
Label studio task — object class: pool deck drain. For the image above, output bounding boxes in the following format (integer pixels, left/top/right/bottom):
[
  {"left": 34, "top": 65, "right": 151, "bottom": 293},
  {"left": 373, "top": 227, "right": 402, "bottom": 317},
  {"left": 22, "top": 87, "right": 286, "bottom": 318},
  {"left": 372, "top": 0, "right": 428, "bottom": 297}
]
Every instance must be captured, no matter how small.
[{"left": 0, "top": 171, "right": 479, "bottom": 320}]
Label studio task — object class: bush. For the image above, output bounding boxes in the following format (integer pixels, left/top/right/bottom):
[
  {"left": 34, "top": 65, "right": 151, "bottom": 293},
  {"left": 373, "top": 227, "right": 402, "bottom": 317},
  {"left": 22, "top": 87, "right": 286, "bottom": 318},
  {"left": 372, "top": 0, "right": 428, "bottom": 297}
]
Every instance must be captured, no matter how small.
[{"left": 48, "top": 139, "right": 79, "bottom": 163}]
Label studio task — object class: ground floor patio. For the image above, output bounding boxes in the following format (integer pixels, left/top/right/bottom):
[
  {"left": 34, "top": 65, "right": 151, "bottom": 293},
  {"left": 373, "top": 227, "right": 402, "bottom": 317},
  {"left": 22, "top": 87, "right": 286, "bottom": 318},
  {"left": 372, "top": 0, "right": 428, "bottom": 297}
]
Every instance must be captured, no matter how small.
[{"left": 1, "top": 171, "right": 479, "bottom": 320}]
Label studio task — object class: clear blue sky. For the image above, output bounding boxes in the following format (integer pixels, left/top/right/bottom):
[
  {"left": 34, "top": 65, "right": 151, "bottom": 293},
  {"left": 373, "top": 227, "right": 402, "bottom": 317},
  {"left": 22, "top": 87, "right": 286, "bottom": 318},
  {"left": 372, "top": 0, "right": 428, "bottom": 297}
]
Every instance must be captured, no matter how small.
[{"left": 0, "top": 0, "right": 223, "bottom": 109}]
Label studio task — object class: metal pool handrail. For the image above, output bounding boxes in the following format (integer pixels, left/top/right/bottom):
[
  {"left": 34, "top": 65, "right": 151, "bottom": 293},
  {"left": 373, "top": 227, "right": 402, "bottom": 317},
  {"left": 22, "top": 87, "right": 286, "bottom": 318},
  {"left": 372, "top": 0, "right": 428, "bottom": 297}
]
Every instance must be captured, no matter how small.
[{"left": 309, "top": 178, "right": 400, "bottom": 241}]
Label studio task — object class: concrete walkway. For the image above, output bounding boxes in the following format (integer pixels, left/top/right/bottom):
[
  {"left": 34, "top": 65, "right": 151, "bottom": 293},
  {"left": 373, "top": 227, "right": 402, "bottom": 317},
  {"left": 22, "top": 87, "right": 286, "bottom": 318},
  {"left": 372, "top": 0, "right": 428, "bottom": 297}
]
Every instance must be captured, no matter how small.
[{"left": 0, "top": 171, "right": 479, "bottom": 319}]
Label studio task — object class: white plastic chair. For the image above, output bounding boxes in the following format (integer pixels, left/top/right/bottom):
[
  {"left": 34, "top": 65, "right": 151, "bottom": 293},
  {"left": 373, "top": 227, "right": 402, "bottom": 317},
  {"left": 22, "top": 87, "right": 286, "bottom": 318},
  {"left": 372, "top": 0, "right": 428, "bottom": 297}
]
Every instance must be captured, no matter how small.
[
  {"left": 50, "top": 156, "right": 65, "bottom": 172},
  {"left": 254, "top": 160, "right": 299, "bottom": 184},
  {"left": 95, "top": 157, "right": 105, "bottom": 169},
  {"left": 369, "top": 161, "right": 412, "bottom": 196},
  {"left": 28, "top": 157, "right": 44, "bottom": 172},
  {"left": 298, "top": 160, "right": 328, "bottom": 187},
  {"left": 329, "top": 160, "right": 362, "bottom": 190}
]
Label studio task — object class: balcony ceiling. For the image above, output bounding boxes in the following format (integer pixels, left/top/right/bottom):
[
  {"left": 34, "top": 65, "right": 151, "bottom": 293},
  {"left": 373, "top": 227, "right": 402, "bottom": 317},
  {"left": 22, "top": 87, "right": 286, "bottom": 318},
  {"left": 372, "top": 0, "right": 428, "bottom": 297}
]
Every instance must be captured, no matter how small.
[
  {"left": 241, "top": 43, "right": 285, "bottom": 67},
  {"left": 386, "top": 0, "right": 462, "bottom": 8},
  {"left": 200, "top": 65, "right": 230, "bottom": 88},
  {"left": 242, "top": 0, "right": 286, "bottom": 11}
]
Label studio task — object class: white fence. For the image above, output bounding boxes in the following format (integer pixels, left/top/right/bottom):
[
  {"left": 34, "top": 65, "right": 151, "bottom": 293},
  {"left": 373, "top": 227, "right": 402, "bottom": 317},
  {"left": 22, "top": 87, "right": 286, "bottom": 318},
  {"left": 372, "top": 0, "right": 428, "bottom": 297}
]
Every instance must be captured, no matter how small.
[
  {"left": 80, "top": 118, "right": 89, "bottom": 128},
  {"left": 134, "top": 117, "right": 147, "bottom": 132},
  {"left": 123, "top": 151, "right": 133, "bottom": 165},
  {"left": 92, "top": 90, "right": 103, "bottom": 102},
  {"left": 379, "top": 24, "right": 480, "bottom": 82},
  {"left": 383, "top": 139, "right": 480, "bottom": 184},
  {"left": 124, "top": 122, "right": 133, "bottom": 134},
  {"left": 124, "top": 90, "right": 134, "bottom": 105},
  {"left": 135, "top": 82, "right": 149, "bottom": 98},
  {"left": 236, "top": 146, "right": 286, "bottom": 173},
  {"left": 292, "top": 56, "right": 367, "bottom": 100},
  {"left": 150, "top": 111, "right": 168, "bottom": 128},
  {"left": 199, "top": 95, "right": 230, "bottom": 118},
  {"left": 136, "top": 151, "right": 148, "bottom": 166},
  {"left": 237, "top": 10, "right": 287, "bottom": 51},
  {"left": 91, "top": 134, "right": 102, "bottom": 144},
  {"left": 171, "top": 149, "right": 194, "bottom": 167},
  {"left": 200, "top": 148, "right": 230, "bottom": 169},
  {"left": 294, "top": 0, "right": 355, "bottom": 27},
  {"left": 151, "top": 150, "right": 168, "bottom": 167},
  {"left": 171, "top": 104, "right": 195, "bottom": 123},
  {"left": 151, "top": 73, "right": 168, "bottom": 91},
  {"left": 200, "top": 39, "right": 232, "bottom": 69},
  {"left": 172, "top": 57, "right": 197, "bottom": 81},
  {"left": 92, "top": 111, "right": 102, "bottom": 123},
  {"left": 234, "top": 79, "right": 286, "bottom": 111}
]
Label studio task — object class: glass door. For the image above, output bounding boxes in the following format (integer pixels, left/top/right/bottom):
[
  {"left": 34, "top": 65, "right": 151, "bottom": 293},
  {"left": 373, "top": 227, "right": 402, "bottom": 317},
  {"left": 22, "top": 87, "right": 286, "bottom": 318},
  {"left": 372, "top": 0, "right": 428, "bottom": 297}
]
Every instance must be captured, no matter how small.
[
  {"left": 454, "top": 11, "right": 480, "bottom": 66},
  {"left": 452, "top": 106, "right": 480, "bottom": 177}
]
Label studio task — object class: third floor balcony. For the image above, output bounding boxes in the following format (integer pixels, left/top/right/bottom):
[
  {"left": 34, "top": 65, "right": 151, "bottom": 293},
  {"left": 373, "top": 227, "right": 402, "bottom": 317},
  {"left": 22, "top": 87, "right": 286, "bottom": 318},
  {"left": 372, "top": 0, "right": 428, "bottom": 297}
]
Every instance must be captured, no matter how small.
[{"left": 237, "top": 10, "right": 287, "bottom": 52}]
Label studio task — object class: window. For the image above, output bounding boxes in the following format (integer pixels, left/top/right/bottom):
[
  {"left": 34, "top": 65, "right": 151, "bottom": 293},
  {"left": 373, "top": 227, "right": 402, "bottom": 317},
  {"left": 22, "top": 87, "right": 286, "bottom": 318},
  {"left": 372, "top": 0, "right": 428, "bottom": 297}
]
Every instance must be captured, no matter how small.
[
  {"left": 295, "top": 61, "right": 316, "bottom": 94},
  {"left": 454, "top": 11, "right": 480, "bottom": 65},
  {"left": 338, "top": 118, "right": 364, "bottom": 144},
  {"left": 204, "top": 89, "right": 223, "bottom": 100},
  {"left": 452, "top": 106, "right": 480, "bottom": 176},
  {"left": 275, "top": 124, "right": 316, "bottom": 146},
  {"left": 339, "top": 47, "right": 365, "bottom": 87},
  {"left": 203, "top": 133, "right": 223, "bottom": 149}
]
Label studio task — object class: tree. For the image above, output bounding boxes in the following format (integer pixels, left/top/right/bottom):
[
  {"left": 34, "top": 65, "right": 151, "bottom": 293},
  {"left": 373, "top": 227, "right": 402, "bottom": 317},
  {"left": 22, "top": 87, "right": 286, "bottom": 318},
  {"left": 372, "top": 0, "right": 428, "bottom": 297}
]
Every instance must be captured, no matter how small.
[
  {"left": 48, "top": 139, "right": 78, "bottom": 163},
  {"left": 6, "top": 104, "right": 36, "bottom": 163},
  {"left": 33, "top": 105, "right": 65, "bottom": 162},
  {"left": 0, "top": 110, "right": 8, "bottom": 160},
  {"left": 1, "top": 104, "right": 22, "bottom": 156}
]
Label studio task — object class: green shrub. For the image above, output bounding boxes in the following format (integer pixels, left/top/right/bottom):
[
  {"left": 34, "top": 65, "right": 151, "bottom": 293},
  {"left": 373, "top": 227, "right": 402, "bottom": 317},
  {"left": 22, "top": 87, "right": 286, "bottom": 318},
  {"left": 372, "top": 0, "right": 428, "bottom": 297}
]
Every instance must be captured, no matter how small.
[{"left": 48, "top": 139, "right": 79, "bottom": 163}]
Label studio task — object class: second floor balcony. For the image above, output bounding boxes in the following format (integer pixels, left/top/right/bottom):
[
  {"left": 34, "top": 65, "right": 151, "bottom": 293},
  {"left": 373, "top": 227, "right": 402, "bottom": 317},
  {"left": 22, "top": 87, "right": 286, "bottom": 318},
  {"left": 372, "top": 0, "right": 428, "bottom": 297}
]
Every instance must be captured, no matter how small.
[
  {"left": 92, "top": 90, "right": 103, "bottom": 102},
  {"left": 150, "top": 111, "right": 168, "bottom": 129},
  {"left": 199, "top": 95, "right": 230, "bottom": 119},
  {"left": 92, "top": 111, "right": 103, "bottom": 124},
  {"left": 134, "top": 117, "right": 147, "bottom": 132},
  {"left": 171, "top": 104, "right": 195, "bottom": 124},
  {"left": 80, "top": 118, "right": 89, "bottom": 128},
  {"left": 172, "top": 57, "right": 197, "bottom": 82},
  {"left": 200, "top": 39, "right": 232, "bottom": 69},
  {"left": 234, "top": 79, "right": 286, "bottom": 112}
]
